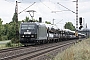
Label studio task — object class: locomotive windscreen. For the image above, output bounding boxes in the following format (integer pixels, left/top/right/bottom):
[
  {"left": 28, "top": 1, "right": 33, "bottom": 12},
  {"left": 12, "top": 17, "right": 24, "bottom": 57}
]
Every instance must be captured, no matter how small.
[{"left": 21, "top": 25, "right": 35, "bottom": 29}]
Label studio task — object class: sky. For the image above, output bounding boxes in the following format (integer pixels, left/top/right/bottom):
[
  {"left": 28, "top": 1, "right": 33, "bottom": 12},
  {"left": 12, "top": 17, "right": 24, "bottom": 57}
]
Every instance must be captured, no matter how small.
[{"left": 0, "top": 0, "right": 90, "bottom": 29}]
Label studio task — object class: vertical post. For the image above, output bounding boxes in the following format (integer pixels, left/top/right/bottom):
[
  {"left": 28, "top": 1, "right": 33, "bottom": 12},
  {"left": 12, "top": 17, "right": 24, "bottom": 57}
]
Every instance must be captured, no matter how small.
[
  {"left": 86, "top": 23, "right": 87, "bottom": 38},
  {"left": 15, "top": 1, "right": 19, "bottom": 43},
  {"left": 83, "top": 18, "right": 85, "bottom": 28},
  {"left": 15, "top": 1, "right": 18, "bottom": 23},
  {"left": 47, "top": 27, "right": 49, "bottom": 41},
  {"left": 75, "top": 0, "right": 78, "bottom": 37},
  {"left": 53, "top": 19, "right": 55, "bottom": 25}
]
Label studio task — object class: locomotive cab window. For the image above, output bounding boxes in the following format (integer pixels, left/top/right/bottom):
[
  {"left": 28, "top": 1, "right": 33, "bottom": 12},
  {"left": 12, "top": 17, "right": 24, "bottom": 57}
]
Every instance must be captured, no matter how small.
[
  {"left": 21, "top": 25, "right": 35, "bottom": 29},
  {"left": 21, "top": 25, "right": 28, "bottom": 29},
  {"left": 28, "top": 25, "right": 35, "bottom": 29}
]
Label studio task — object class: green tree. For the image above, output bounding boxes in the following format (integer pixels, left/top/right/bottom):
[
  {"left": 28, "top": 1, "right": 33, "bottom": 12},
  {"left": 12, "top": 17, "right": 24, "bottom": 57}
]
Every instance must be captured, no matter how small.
[
  {"left": 2, "top": 23, "right": 9, "bottom": 35},
  {"left": 23, "top": 16, "right": 30, "bottom": 22},
  {"left": 7, "top": 22, "right": 16, "bottom": 40},
  {"left": 11, "top": 13, "right": 19, "bottom": 43},
  {"left": 1, "top": 23, "right": 9, "bottom": 40},
  {"left": 12, "top": 13, "right": 17, "bottom": 22},
  {"left": 33, "top": 19, "right": 38, "bottom": 22},
  {"left": 22, "top": 17, "right": 39, "bottom": 22},
  {"left": 64, "top": 22, "right": 75, "bottom": 31},
  {"left": 0, "top": 18, "right": 3, "bottom": 41},
  {"left": 45, "top": 21, "right": 51, "bottom": 24},
  {"left": 7, "top": 22, "right": 20, "bottom": 43}
]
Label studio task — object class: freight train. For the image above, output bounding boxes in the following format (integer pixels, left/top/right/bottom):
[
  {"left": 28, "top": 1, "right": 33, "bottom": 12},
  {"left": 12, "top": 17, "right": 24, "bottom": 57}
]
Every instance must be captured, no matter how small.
[{"left": 19, "top": 19, "right": 86, "bottom": 45}]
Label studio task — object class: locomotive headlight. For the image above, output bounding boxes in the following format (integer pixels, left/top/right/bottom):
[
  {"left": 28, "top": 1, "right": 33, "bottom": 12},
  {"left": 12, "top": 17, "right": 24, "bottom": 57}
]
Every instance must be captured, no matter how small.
[
  {"left": 31, "top": 35, "right": 34, "bottom": 37},
  {"left": 22, "top": 35, "right": 24, "bottom": 37}
]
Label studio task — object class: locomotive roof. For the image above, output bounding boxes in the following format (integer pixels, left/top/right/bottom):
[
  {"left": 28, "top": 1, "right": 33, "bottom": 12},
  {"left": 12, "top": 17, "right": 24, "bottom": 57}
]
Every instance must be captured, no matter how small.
[{"left": 21, "top": 22, "right": 38, "bottom": 24}]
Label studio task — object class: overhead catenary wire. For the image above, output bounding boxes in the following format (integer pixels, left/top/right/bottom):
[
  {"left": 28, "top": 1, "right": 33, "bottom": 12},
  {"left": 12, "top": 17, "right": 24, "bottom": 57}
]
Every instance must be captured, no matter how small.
[
  {"left": 55, "top": 19, "right": 63, "bottom": 25},
  {"left": 57, "top": 2, "right": 76, "bottom": 14},
  {"left": 48, "top": 1, "right": 73, "bottom": 21},
  {"left": 39, "top": 0, "right": 65, "bottom": 18},
  {"left": 51, "top": 1, "right": 76, "bottom": 25},
  {"left": 5, "top": 0, "right": 36, "bottom": 14},
  {"left": 39, "top": 0, "right": 68, "bottom": 29},
  {"left": 4, "top": 0, "right": 15, "bottom": 5},
  {"left": 4, "top": 0, "right": 32, "bottom": 15},
  {"left": 18, "top": 2, "right": 36, "bottom": 14},
  {"left": 39, "top": 0, "right": 52, "bottom": 11}
]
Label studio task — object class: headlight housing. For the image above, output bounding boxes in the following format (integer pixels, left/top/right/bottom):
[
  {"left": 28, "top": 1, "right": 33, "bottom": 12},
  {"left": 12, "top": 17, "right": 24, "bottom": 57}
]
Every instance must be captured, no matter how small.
[
  {"left": 22, "top": 35, "right": 24, "bottom": 37},
  {"left": 31, "top": 35, "right": 34, "bottom": 37}
]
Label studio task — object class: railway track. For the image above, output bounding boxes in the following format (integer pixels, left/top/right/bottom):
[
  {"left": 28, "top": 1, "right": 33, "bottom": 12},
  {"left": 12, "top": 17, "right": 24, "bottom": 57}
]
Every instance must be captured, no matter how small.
[
  {"left": 0, "top": 40, "right": 78, "bottom": 60},
  {"left": 0, "top": 46, "right": 27, "bottom": 53},
  {"left": 17, "top": 41, "right": 75, "bottom": 60}
]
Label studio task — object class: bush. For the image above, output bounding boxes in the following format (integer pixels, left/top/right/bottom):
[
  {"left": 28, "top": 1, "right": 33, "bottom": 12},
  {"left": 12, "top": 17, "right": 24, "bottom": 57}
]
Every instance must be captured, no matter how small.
[
  {"left": 0, "top": 36, "right": 2, "bottom": 41},
  {"left": 6, "top": 42, "right": 12, "bottom": 47},
  {"left": 2, "top": 36, "right": 8, "bottom": 40},
  {"left": 11, "top": 38, "right": 19, "bottom": 43}
]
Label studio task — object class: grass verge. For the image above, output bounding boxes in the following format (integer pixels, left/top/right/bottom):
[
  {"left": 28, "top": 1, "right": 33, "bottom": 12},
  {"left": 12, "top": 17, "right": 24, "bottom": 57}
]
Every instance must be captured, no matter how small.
[
  {"left": 0, "top": 42, "right": 23, "bottom": 49},
  {"left": 0, "top": 44, "right": 6, "bottom": 49},
  {"left": 54, "top": 38, "right": 90, "bottom": 60}
]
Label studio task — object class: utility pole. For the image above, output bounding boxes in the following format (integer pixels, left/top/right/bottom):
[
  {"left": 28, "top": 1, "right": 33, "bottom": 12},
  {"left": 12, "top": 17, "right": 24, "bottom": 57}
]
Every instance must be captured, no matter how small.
[
  {"left": 86, "top": 23, "right": 87, "bottom": 38},
  {"left": 15, "top": 1, "right": 18, "bottom": 40},
  {"left": 73, "top": 0, "right": 78, "bottom": 36},
  {"left": 75, "top": 0, "right": 78, "bottom": 37},
  {"left": 15, "top": 1, "right": 20, "bottom": 41},
  {"left": 15, "top": 1, "right": 18, "bottom": 23}
]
